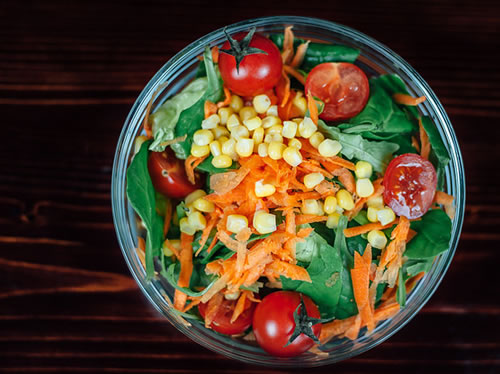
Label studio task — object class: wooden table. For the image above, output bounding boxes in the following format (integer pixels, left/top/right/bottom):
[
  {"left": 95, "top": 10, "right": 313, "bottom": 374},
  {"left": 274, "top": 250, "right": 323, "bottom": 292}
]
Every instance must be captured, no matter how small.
[{"left": 1, "top": 1, "right": 498, "bottom": 373}]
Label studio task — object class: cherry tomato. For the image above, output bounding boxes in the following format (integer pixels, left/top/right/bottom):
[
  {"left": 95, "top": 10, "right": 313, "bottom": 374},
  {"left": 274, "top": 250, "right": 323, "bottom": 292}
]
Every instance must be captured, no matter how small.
[
  {"left": 252, "top": 291, "right": 321, "bottom": 357},
  {"left": 147, "top": 148, "right": 201, "bottom": 199},
  {"left": 383, "top": 153, "right": 437, "bottom": 219},
  {"left": 219, "top": 32, "right": 282, "bottom": 97},
  {"left": 198, "top": 298, "right": 256, "bottom": 335},
  {"left": 305, "top": 62, "right": 369, "bottom": 121}
]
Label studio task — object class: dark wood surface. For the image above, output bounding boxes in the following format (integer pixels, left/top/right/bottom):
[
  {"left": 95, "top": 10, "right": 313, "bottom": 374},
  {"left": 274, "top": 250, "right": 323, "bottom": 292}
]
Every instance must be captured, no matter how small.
[{"left": 1, "top": 0, "right": 499, "bottom": 373}]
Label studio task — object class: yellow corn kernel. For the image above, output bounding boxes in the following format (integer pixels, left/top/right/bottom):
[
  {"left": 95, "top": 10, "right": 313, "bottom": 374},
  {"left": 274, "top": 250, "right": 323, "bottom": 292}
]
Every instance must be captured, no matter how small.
[
  {"left": 252, "top": 127, "right": 264, "bottom": 146},
  {"left": 282, "top": 146, "right": 303, "bottom": 167},
  {"left": 253, "top": 210, "right": 277, "bottom": 234},
  {"left": 292, "top": 95, "right": 308, "bottom": 116},
  {"left": 193, "top": 197, "right": 215, "bottom": 213},
  {"left": 326, "top": 212, "right": 341, "bottom": 229},
  {"left": 258, "top": 143, "right": 268, "bottom": 157},
  {"left": 253, "top": 94, "right": 271, "bottom": 113},
  {"left": 367, "top": 207, "right": 379, "bottom": 222},
  {"left": 236, "top": 138, "right": 254, "bottom": 157},
  {"left": 282, "top": 121, "right": 298, "bottom": 139},
  {"left": 211, "top": 154, "right": 233, "bottom": 168},
  {"left": 309, "top": 132, "right": 325, "bottom": 149},
  {"left": 226, "top": 113, "right": 241, "bottom": 131},
  {"left": 209, "top": 140, "right": 222, "bottom": 157},
  {"left": 355, "top": 161, "right": 373, "bottom": 179},
  {"left": 201, "top": 114, "right": 220, "bottom": 129},
  {"left": 218, "top": 107, "right": 234, "bottom": 125},
  {"left": 323, "top": 195, "right": 338, "bottom": 214},
  {"left": 191, "top": 144, "right": 210, "bottom": 157},
  {"left": 185, "top": 189, "right": 206, "bottom": 205},
  {"left": 318, "top": 139, "right": 342, "bottom": 157},
  {"left": 337, "top": 189, "right": 355, "bottom": 210},
  {"left": 230, "top": 95, "right": 244, "bottom": 112},
  {"left": 367, "top": 195, "right": 384, "bottom": 208},
  {"left": 231, "top": 125, "right": 250, "bottom": 140},
  {"left": 184, "top": 203, "right": 197, "bottom": 216},
  {"left": 262, "top": 115, "right": 282, "bottom": 129},
  {"left": 367, "top": 230, "right": 388, "bottom": 249},
  {"left": 218, "top": 135, "right": 229, "bottom": 144},
  {"left": 377, "top": 207, "right": 396, "bottom": 226},
  {"left": 243, "top": 116, "right": 262, "bottom": 131},
  {"left": 288, "top": 138, "right": 302, "bottom": 149},
  {"left": 266, "top": 124, "right": 283, "bottom": 135},
  {"left": 255, "top": 179, "right": 276, "bottom": 197},
  {"left": 264, "top": 133, "right": 283, "bottom": 144},
  {"left": 224, "top": 291, "right": 241, "bottom": 301},
  {"left": 162, "top": 239, "right": 180, "bottom": 257},
  {"left": 188, "top": 211, "right": 207, "bottom": 231},
  {"left": 226, "top": 214, "right": 249, "bottom": 234},
  {"left": 304, "top": 172, "right": 325, "bottom": 189},
  {"left": 179, "top": 217, "right": 196, "bottom": 235},
  {"left": 356, "top": 178, "right": 374, "bottom": 198},
  {"left": 266, "top": 104, "right": 278, "bottom": 117},
  {"left": 298, "top": 117, "right": 317, "bottom": 138},
  {"left": 134, "top": 135, "right": 148, "bottom": 155},
  {"left": 193, "top": 129, "right": 214, "bottom": 146},
  {"left": 268, "top": 141, "right": 286, "bottom": 160},
  {"left": 302, "top": 199, "right": 321, "bottom": 215},
  {"left": 221, "top": 138, "right": 237, "bottom": 158},
  {"left": 212, "top": 126, "right": 230, "bottom": 139},
  {"left": 239, "top": 106, "right": 257, "bottom": 121},
  {"left": 292, "top": 118, "right": 303, "bottom": 125}
]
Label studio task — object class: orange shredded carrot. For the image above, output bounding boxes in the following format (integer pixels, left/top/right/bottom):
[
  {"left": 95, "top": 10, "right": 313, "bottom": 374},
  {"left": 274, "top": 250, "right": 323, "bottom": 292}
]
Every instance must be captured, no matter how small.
[
  {"left": 235, "top": 227, "right": 252, "bottom": 242},
  {"left": 406, "top": 228, "right": 417, "bottom": 243},
  {"left": 204, "top": 100, "right": 218, "bottom": 119},
  {"left": 282, "top": 26, "right": 294, "bottom": 64},
  {"left": 285, "top": 209, "right": 296, "bottom": 235},
  {"left": 289, "top": 41, "right": 310, "bottom": 68},
  {"left": 314, "top": 180, "right": 338, "bottom": 198},
  {"left": 351, "top": 245, "right": 375, "bottom": 331},
  {"left": 217, "top": 86, "right": 231, "bottom": 108},
  {"left": 195, "top": 214, "right": 218, "bottom": 257},
  {"left": 334, "top": 168, "right": 356, "bottom": 194},
  {"left": 209, "top": 167, "right": 250, "bottom": 195},
  {"left": 277, "top": 70, "right": 291, "bottom": 108},
  {"left": 204, "top": 292, "right": 223, "bottom": 328},
  {"left": 185, "top": 155, "right": 208, "bottom": 185},
  {"left": 173, "top": 233, "right": 194, "bottom": 311},
  {"left": 163, "top": 199, "right": 173, "bottom": 237},
  {"left": 343, "top": 219, "right": 398, "bottom": 238},
  {"left": 295, "top": 214, "right": 328, "bottom": 225},
  {"left": 200, "top": 273, "right": 230, "bottom": 303},
  {"left": 307, "top": 92, "right": 319, "bottom": 125},
  {"left": 434, "top": 190, "right": 454, "bottom": 205},
  {"left": 411, "top": 135, "right": 421, "bottom": 153},
  {"left": 379, "top": 216, "right": 410, "bottom": 269},
  {"left": 266, "top": 258, "right": 311, "bottom": 282},
  {"left": 393, "top": 93, "right": 426, "bottom": 106},
  {"left": 283, "top": 65, "right": 306, "bottom": 85},
  {"left": 230, "top": 291, "right": 248, "bottom": 323},
  {"left": 211, "top": 45, "right": 219, "bottom": 64},
  {"left": 419, "top": 118, "right": 431, "bottom": 160},
  {"left": 206, "top": 236, "right": 219, "bottom": 254},
  {"left": 344, "top": 314, "right": 362, "bottom": 340}
]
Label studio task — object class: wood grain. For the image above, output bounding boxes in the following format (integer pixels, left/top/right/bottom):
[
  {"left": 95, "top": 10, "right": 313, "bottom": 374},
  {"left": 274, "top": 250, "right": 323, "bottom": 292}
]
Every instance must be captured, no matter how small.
[{"left": 1, "top": 0, "right": 499, "bottom": 373}]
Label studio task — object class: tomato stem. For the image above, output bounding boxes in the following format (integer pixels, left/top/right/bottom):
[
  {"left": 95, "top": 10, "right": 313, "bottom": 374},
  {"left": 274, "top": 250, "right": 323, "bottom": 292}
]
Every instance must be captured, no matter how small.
[{"left": 220, "top": 27, "right": 268, "bottom": 73}]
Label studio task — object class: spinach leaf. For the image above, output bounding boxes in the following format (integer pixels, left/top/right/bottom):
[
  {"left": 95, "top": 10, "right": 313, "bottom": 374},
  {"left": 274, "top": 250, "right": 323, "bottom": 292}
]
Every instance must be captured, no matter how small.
[
  {"left": 196, "top": 155, "right": 238, "bottom": 174},
  {"left": 404, "top": 209, "right": 452, "bottom": 259},
  {"left": 171, "top": 47, "right": 224, "bottom": 159},
  {"left": 126, "top": 141, "right": 164, "bottom": 279},
  {"left": 162, "top": 262, "right": 217, "bottom": 297},
  {"left": 149, "top": 78, "right": 208, "bottom": 152},
  {"left": 420, "top": 116, "right": 450, "bottom": 189},
  {"left": 310, "top": 222, "right": 335, "bottom": 246},
  {"left": 281, "top": 231, "right": 343, "bottom": 317},
  {"left": 175, "top": 201, "right": 188, "bottom": 220},
  {"left": 318, "top": 120, "right": 399, "bottom": 173},
  {"left": 396, "top": 268, "right": 407, "bottom": 307},
  {"left": 403, "top": 258, "right": 434, "bottom": 277}
]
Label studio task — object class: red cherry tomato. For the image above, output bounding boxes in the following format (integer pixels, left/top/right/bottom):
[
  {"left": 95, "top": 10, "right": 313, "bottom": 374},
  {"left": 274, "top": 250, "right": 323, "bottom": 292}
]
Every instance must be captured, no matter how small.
[
  {"left": 198, "top": 298, "right": 256, "bottom": 335},
  {"left": 147, "top": 148, "right": 201, "bottom": 199},
  {"left": 252, "top": 291, "right": 321, "bottom": 357},
  {"left": 218, "top": 32, "right": 282, "bottom": 97},
  {"left": 383, "top": 153, "right": 437, "bottom": 219},
  {"left": 305, "top": 62, "right": 369, "bottom": 121}
]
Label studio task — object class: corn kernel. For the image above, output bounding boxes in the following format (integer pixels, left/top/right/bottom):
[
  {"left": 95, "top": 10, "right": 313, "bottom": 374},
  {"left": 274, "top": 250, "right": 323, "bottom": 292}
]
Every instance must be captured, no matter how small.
[
  {"left": 317, "top": 201, "right": 325, "bottom": 216},
  {"left": 191, "top": 144, "right": 210, "bottom": 157},
  {"left": 298, "top": 117, "right": 317, "bottom": 138},
  {"left": 188, "top": 211, "right": 207, "bottom": 231},
  {"left": 212, "top": 154, "right": 233, "bottom": 168},
  {"left": 209, "top": 140, "right": 222, "bottom": 157},
  {"left": 309, "top": 132, "right": 325, "bottom": 148},
  {"left": 253, "top": 94, "right": 271, "bottom": 114},
  {"left": 179, "top": 217, "right": 196, "bottom": 235},
  {"left": 292, "top": 95, "right": 308, "bottom": 116},
  {"left": 326, "top": 213, "right": 341, "bottom": 229},
  {"left": 302, "top": 199, "right": 321, "bottom": 215},
  {"left": 236, "top": 138, "right": 254, "bottom": 157},
  {"left": 230, "top": 95, "right": 243, "bottom": 112},
  {"left": 264, "top": 133, "right": 283, "bottom": 144},
  {"left": 258, "top": 143, "right": 268, "bottom": 157},
  {"left": 243, "top": 116, "right": 262, "bottom": 131},
  {"left": 253, "top": 210, "right": 277, "bottom": 234},
  {"left": 367, "top": 230, "right": 388, "bottom": 249},
  {"left": 184, "top": 203, "right": 197, "bottom": 216},
  {"left": 282, "top": 146, "right": 303, "bottom": 167},
  {"left": 226, "top": 214, "right": 248, "bottom": 233},
  {"left": 239, "top": 106, "right": 257, "bottom": 121},
  {"left": 231, "top": 125, "right": 250, "bottom": 139},
  {"left": 323, "top": 195, "right": 338, "bottom": 214},
  {"left": 356, "top": 178, "right": 374, "bottom": 198},
  {"left": 201, "top": 114, "right": 220, "bottom": 129},
  {"left": 262, "top": 115, "right": 281, "bottom": 129},
  {"left": 224, "top": 291, "right": 240, "bottom": 301},
  {"left": 282, "top": 121, "right": 298, "bottom": 139},
  {"left": 268, "top": 141, "right": 286, "bottom": 160},
  {"left": 367, "top": 195, "right": 384, "bottom": 208},
  {"left": 266, "top": 104, "right": 278, "bottom": 117},
  {"left": 134, "top": 135, "right": 148, "bottom": 155},
  {"left": 355, "top": 161, "right": 373, "bottom": 179},
  {"left": 337, "top": 189, "right": 355, "bottom": 210},
  {"left": 218, "top": 135, "right": 229, "bottom": 144},
  {"left": 304, "top": 172, "right": 325, "bottom": 189},
  {"left": 336, "top": 205, "right": 345, "bottom": 214},
  {"left": 266, "top": 124, "right": 283, "bottom": 135},
  {"left": 377, "top": 207, "right": 396, "bottom": 226},
  {"left": 162, "top": 239, "right": 180, "bottom": 257},
  {"left": 255, "top": 179, "right": 276, "bottom": 197},
  {"left": 367, "top": 207, "right": 379, "bottom": 222},
  {"left": 252, "top": 127, "right": 264, "bottom": 146},
  {"left": 193, "top": 129, "right": 214, "bottom": 146},
  {"left": 226, "top": 113, "right": 241, "bottom": 131},
  {"left": 193, "top": 197, "right": 215, "bottom": 213},
  {"left": 221, "top": 138, "right": 237, "bottom": 158},
  {"left": 185, "top": 189, "right": 206, "bottom": 205},
  {"left": 212, "top": 126, "right": 230, "bottom": 139},
  {"left": 288, "top": 138, "right": 302, "bottom": 149},
  {"left": 218, "top": 107, "right": 233, "bottom": 125},
  {"left": 292, "top": 118, "right": 303, "bottom": 125},
  {"left": 318, "top": 139, "right": 342, "bottom": 157}
]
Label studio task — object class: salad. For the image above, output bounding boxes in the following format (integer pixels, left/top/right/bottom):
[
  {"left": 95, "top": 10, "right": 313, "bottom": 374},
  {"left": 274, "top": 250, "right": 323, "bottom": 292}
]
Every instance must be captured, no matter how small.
[{"left": 126, "top": 25, "right": 455, "bottom": 357}]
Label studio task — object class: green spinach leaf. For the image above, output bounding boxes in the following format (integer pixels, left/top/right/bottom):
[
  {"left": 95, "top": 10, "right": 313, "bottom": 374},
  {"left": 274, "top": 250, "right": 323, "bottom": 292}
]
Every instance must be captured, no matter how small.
[
  {"left": 403, "top": 258, "right": 434, "bottom": 277},
  {"left": 396, "top": 268, "right": 407, "bottom": 307},
  {"left": 162, "top": 262, "right": 217, "bottom": 297}
]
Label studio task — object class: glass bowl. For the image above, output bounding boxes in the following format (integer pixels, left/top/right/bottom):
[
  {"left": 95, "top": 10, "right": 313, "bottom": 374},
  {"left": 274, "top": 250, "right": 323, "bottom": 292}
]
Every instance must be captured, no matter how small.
[{"left": 111, "top": 16, "right": 465, "bottom": 367}]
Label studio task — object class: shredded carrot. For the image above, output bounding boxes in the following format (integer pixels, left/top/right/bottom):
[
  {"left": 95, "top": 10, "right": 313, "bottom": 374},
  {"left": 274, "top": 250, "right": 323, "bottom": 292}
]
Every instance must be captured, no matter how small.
[
  {"left": 283, "top": 65, "right": 306, "bottom": 85},
  {"left": 159, "top": 134, "right": 188, "bottom": 148},
  {"left": 281, "top": 26, "right": 294, "bottom": 64},
  {"left": 136, "top": 236, "right": 146, "bottom": 268},
  {"left": 204, "top": 100, "right": 218, "bottom": 119},
  {"left": 379, "top": 216, "right": 410, "bottom": 269},
  {"left": 307, "top": 92, "right": 319, "bottom": 125},
  {"left": 211, "top": 45, "right": 219, "bottom": 64},
  {"left": 235, "top": 227, "right": 252, "bottom": 242},
  {"left": 351, "top": 245, "right": 375, "bottom": 331},
  {"left": 285, "top": 209, "right": 296, "bottom": 235},
  {"left": 230, "top": 291, "right": 248, "bottom": 323},
  {"left": 173, "top": 233, "right": 194, "bottom": 311},
  {"left": 204, "top": 292, "right": 223, "bottom": 328},
  {"left": 406, "top": 228, "right": 417, "bottom": 243},
  {"left": 314, "top": 180, "right": 339, "bottom": 198},
  {"left": 200, "top": 273, "right": 230, "bottom": 303},
  {"left": 163, "top": 199, "right": 173, "bottom": 237},
  {"left": 206, "top": 236, "right": 219, "bottom": 254},
  {"left": 393, "top": 93, "right": 426, "bottom": 106},
  {"left": 295, "top": 214, "right": 328, "bottom": 225},
  {"left": 217, "top": 86, "right": 231, "bottom": 108},
  {"left": 289, "top": 41, "right": 310, "bottom": 68},
  {"left": 195, "top": 214, "right": 218, "bottom": 257},
  {"left": 185, "top": 155, "right": 208, "bottom": 185},
  {"left": 344, "top": 314, "right": 362, "bottom": 340},
  {"left": 419, "top": 118, "right": 431, "bottom": 160},
  {"left": 266, "top": 258, "right": 311, "bottom": 282},
  {"left": 344, "top": 219, "right": 398, "bottom": 238},
  {"left": 277, "top": 70, "right": 291, "bottom": 108},
  {"left": 411, "top": 135, "right": 421, "bottom": 153},
  {"left": 182, "top": 298, "right": 201, "bottom": 313},
  {"left": 434, "top": 190, "right": 454, "bottom": 205},
  {"left": 209, "top": 167, "right": 250, "bottom": 195},
  {"left": 334, "top": 168, "right": 356, "bottom": 194}
]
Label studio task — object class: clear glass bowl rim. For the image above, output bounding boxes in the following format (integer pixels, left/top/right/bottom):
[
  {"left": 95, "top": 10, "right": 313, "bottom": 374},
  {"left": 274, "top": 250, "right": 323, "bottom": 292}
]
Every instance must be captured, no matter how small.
[{"left": 111, "top": 15, "right": 465, "bottom": 368}]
